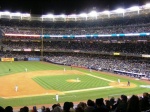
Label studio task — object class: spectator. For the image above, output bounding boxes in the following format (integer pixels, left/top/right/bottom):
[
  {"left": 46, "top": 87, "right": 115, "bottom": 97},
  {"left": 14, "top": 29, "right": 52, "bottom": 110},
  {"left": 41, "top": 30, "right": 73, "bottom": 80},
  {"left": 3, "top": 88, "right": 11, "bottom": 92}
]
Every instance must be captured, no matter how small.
[
  {"left": 115, "top": 95, "right": 128, "bottom": 112},
  {"left": 127, "top": 95, "right": 141, "bottom": 112},
  {"left": 5, "top": 106, "right": 13, "bottom": 112},
  {"left": 84, "top": 99, "right": 95, "bottom": 112},
  {"left": 93, "top": 98, "right": 109, "bottom": 112},
  {"left": 140, "top": 92, "right": 150, "bottom": 111},
  {"left": 0, "top": 106, "right": 5, "bottom": 112},
  {"left": 63, "top": 102, "right": 71, "bottom": 112}
]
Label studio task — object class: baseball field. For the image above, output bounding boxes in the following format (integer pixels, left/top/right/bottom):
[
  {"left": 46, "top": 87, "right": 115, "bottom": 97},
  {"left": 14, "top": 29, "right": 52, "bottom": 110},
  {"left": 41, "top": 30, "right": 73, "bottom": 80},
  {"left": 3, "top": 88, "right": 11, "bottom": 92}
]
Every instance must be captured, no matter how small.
[{"left": 0, "top": 61, "right": 150, "bottom": 107}]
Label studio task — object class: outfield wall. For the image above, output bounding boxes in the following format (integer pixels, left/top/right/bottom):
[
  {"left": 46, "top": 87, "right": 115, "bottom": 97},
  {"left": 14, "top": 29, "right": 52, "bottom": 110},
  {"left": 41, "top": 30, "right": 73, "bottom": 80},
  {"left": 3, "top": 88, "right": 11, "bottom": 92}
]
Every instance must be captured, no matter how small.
[{"left": 0, "top": 58, "right": 40, "bottom": 61}]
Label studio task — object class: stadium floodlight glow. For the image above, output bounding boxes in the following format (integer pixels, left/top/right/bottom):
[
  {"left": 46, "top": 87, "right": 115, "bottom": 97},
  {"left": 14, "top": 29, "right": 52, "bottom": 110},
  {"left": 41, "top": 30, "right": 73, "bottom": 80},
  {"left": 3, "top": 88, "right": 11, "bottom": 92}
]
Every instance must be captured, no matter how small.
[
  {"left": 21, "top": 13, "right": 30, "bottom": 17},
  {"left": 88, "top": 10, "right": 97, "bottom": 17},
  {"left": 47, "top": 14, "right": 54, "bottom": 18},
  {"left": 102, "top": 10, "right": 110, "bottom": 14},
  {"left": 129, "top": 6, "right": 139, "bottom": 11},
  {"left": 1, "top": 11, "right": 10, "bottom": 15},
  {"left": 0, "top": 11, "right": 2, "bottom": 15},
  {"left": 69, "top": 14, "right": 77, "bottom": 17},
  {"left": 60, "top": 14, "right": 66, "bottom": 18},
  {"left": 114, "top": 8, "right": 125, "bottom": 13},
  {"left": 42, "top": 14, "right": 54, "bottom": 18},
  {"left": 79, "top": 13, "right": 87, "bottom": 17},
  {"left": 145, "top": 3, "right": 150, "bottom": 8},
  {"left": 11, "top": 12, "right": 21, "bottom": 16},
  {"left": 67, "top": 14, "right": 77, "bottom": 19}
]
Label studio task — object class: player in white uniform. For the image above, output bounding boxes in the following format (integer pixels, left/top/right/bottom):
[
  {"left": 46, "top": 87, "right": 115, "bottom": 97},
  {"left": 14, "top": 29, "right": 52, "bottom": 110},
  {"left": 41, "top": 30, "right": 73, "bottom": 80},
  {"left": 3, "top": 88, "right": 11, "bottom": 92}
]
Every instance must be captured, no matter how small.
[
  {"left": 15, "top": 85, "right": 18, "bottom": 92},
  {"left": 118, "top": 79, "right": 120, "bottom": 84},
  {"left": 25, "top": 68, "right": 27, "bottom": 72},
  {"left": 56, "top": 94, "right": 59, "bottom": 102},
  {"left": 76, "top": 78, "right": 79, "bottom": 82}
]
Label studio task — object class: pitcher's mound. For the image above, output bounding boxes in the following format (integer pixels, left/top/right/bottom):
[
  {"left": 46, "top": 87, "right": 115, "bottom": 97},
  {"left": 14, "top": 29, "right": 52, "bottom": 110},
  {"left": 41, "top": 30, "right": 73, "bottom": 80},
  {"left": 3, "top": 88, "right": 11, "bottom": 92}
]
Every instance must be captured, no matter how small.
[
  {"left": 109, "top": 82, "right": 136, "bottom": 88},
  {"left": 67, "top": 79, "right": 81, "bottom": 83}
]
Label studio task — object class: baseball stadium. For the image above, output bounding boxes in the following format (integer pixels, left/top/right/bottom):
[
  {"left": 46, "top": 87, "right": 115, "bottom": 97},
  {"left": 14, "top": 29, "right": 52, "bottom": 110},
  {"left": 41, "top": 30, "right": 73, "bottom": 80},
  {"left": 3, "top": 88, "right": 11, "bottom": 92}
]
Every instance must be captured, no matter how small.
[{"left": 0, "top": 3, "right": 150, "bottom": 112}]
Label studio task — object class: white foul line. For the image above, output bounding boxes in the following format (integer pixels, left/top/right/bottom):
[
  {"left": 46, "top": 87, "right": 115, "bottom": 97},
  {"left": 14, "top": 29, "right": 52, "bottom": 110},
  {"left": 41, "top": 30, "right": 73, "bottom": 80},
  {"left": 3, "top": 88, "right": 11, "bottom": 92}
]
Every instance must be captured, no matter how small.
[
  {"left": 86, "top": 73, "right": 115, "bottom": 82},
  {"left": 63, "top": 86, "right": 113, "bottom": 94},
  {"left": 53, "top": 95, "right": 76, "bottom": 99}
]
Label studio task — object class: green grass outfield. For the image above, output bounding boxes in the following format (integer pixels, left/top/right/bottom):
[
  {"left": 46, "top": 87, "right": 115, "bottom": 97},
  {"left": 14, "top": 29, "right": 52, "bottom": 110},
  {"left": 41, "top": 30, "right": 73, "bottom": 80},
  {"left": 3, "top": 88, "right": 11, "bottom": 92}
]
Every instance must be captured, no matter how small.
[{"left": 0, "top": 61, "right": 150, "bottom": 107}]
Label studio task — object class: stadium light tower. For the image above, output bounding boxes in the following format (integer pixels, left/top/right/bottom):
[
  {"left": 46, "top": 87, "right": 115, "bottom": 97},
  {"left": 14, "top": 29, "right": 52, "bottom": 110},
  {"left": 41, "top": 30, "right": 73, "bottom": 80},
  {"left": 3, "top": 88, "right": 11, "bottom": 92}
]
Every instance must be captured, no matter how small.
[
  {"left": 88, "top": 10, "right": 97, "bottom": 19},
  {"left": 1, "top": 11, "right": 10, "bottom": 15},
  {"left": 145, "top": 3, "right": 150, "bottom": 8},
  {"left": 79, "top": 13, "right": 87, "bottom": 20},
  {"left": 21, "top": 13, "right": 31, "bottom": 20},
  {"left": 60, "top": 14, "right": 67, "bottom": 21},
  {"left": 102, "top": 10, "right": 110, "bottom": 18},
  {"left": 11, "top": 12, "right": 21, "bottom": 16},
  {"left": 0, "top": 11, "right": 11, "bottom": 19},
  {"left": 114, "top": 8, "right": 125, "bottom": 17},
  {"left": 69, "top": 14, "right": 77, "bottom": 21},
  {"left": 129, "top": 6, "right": 140, "bottom": 14},
  {"left": 0, "top": 12, "right": 2, "bottom": 18},
  {"left": 41, "top": 14, "right": 55, "bottom": 22},
  {"left": 11, "top": 12, "right": 21, "bottom": 19},
  {"left": 21, "top": 13, "right": 30, "bottom": 17}
]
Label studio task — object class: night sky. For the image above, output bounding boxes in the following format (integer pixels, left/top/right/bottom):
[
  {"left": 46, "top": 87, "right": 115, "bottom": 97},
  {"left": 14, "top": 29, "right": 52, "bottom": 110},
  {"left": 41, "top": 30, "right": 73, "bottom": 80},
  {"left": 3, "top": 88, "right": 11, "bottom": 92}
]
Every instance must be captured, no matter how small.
[{"left": 0, "top": 0, "right": 149, "bottom": 15}]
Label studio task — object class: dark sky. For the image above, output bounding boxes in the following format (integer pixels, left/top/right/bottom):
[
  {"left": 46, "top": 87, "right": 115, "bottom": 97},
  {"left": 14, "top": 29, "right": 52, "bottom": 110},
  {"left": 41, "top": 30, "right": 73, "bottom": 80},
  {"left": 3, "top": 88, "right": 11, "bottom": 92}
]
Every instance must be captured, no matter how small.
[{"left": 0, "top": 0, "right": 149, "bottom": 15}]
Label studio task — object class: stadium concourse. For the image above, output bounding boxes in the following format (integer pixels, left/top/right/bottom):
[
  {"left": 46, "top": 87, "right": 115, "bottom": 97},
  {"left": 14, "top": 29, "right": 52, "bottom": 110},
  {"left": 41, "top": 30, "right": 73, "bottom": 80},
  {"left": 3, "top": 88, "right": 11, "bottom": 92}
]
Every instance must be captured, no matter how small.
[{"left": 1, "top": 4, "right": 150, "bottom": 112}]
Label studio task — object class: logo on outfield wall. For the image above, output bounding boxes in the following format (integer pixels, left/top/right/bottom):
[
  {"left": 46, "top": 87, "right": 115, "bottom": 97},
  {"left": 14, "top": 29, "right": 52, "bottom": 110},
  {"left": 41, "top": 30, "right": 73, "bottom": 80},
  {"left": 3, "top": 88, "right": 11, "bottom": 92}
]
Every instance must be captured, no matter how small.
[{"left": 140, "top": 85, "right": 150, "bottom": 88}]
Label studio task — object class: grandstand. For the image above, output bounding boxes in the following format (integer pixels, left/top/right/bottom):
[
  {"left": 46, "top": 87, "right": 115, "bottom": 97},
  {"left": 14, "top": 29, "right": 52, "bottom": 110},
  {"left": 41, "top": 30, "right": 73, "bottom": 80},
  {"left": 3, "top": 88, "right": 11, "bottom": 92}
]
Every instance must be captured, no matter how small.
[{"left": 0, "top": 3, "right": 150, "bottom": 112}]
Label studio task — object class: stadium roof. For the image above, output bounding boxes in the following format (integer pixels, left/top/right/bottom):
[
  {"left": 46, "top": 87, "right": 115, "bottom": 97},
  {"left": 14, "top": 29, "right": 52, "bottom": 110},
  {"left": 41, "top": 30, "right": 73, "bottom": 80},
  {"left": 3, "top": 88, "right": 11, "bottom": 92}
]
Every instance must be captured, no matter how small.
[{"left": 0, "top": 0, "right": 150, "bottom": 15}]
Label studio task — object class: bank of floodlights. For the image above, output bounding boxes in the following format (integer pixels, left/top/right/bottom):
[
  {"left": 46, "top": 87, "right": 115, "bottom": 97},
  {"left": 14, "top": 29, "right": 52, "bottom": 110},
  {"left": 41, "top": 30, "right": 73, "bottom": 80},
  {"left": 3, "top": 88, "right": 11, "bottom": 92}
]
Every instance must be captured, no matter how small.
[
  {"left": 86, "top": 10, "right": 97, "bottom": 19},
  {"left": 79, "top": 13, "right": 87, "bottom": 20},
  {"left": 42, "top": 14, "right": 54, "bottom": 18},
  {"left": 0, "top": 11, "right": 30, "bottom": 19},
  {"left": 79, "top": 13, "right": 87, "bottom": 17},
  {"left": 1, "top": 3, "right": 150, "bottom": 21},
  {"left": 114, "top": 8, "right": 125, "bottom": 13},
  {"left": 59, "top": 14, "right": 67, "bottom": 18},
  {"left": 21, "top": 13, "right": 30, "bottom": 17},
  {"left": 11, "top": 12, "right": 21, "bottom": 16},
  {"left": 129, "top": 6, "right": 139, "bottom": 11},
  {"left": 102, "top": 10, "right": 110, "bottom": 17},
  {"left": 41, "top": 14, "right": 55, "bottom": 21},
  {"left": 144, "top": 3, "right": 150, "bottom": 8},
  {"left": 88, "top": 11, "right": 97, "bottom": 16}
]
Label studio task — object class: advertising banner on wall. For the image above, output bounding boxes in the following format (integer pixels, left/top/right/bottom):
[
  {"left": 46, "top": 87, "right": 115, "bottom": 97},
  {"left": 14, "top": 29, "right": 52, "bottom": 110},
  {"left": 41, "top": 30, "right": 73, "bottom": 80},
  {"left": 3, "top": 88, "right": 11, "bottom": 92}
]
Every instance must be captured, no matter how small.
[
  {"left": 1, "top": 58, "right": 14, "bottom": 61},
  {"left": 142, "top": 54, "right": 150, "bottom": 58},
  {"left": 34, "top": 49, "right": 40, "bottom": 51},
  {"left": 13, "top": 49, "right": 22, "bottom": 51},
  {"left": 24, "top": 49, "right": 31, "bottom": 51},
  {"left": 28, "top": 58, "right": 40, "bottom": 61}
]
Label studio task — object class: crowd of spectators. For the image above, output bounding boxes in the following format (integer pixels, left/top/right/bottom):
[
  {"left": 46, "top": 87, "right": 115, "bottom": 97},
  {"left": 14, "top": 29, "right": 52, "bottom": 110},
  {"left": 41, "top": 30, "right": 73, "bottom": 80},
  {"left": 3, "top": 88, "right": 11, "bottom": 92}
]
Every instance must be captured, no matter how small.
[
  {"left": 1, "top": 13, "right": 150, "bottom": 28},
  {"left": 1, "top": 92, "right": 150, "bottom": 112},
  {"left": 2, "top": 41, "right": 150, "bottom": 54},
  {"left": 1, "top": 13, "right": 150, "bottom": 35},
  {"left": 1, "top": 50, "right": 150, "bottom": 78},
  {"left": 44, "top": 54, "right": 150, "bottom": 78},
  {"left": 1, "top": 24, "right": 150, "bottom": 35},
  {"left": 1, "top": 49, "right": 150, "bottom": 78}
]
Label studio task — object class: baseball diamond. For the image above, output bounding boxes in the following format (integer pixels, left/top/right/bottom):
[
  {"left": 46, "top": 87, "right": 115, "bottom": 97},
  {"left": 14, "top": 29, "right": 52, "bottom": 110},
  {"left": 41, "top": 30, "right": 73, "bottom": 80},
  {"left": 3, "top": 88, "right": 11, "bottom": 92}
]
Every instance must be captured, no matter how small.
[{"left": 0, "top": 61, "right": 149, "bottom": 107}]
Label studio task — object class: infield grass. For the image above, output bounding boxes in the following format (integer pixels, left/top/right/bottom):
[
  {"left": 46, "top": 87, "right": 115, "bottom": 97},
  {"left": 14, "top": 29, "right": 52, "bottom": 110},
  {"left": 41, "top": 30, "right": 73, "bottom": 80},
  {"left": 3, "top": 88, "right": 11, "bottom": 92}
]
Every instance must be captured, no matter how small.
[{"left": 33, "top": 75, "right": 109, "bottom": 91}]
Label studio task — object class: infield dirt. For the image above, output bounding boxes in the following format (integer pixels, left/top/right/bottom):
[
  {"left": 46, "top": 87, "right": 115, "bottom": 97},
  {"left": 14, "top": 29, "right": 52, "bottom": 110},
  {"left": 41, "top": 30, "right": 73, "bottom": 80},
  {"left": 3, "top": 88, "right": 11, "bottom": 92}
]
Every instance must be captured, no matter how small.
[
  {"left": 0, "top": 70, "right": 136, "bottom": 99},
  {"left": 0, "top": 70, "right": 83, "bottom": 98}
]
